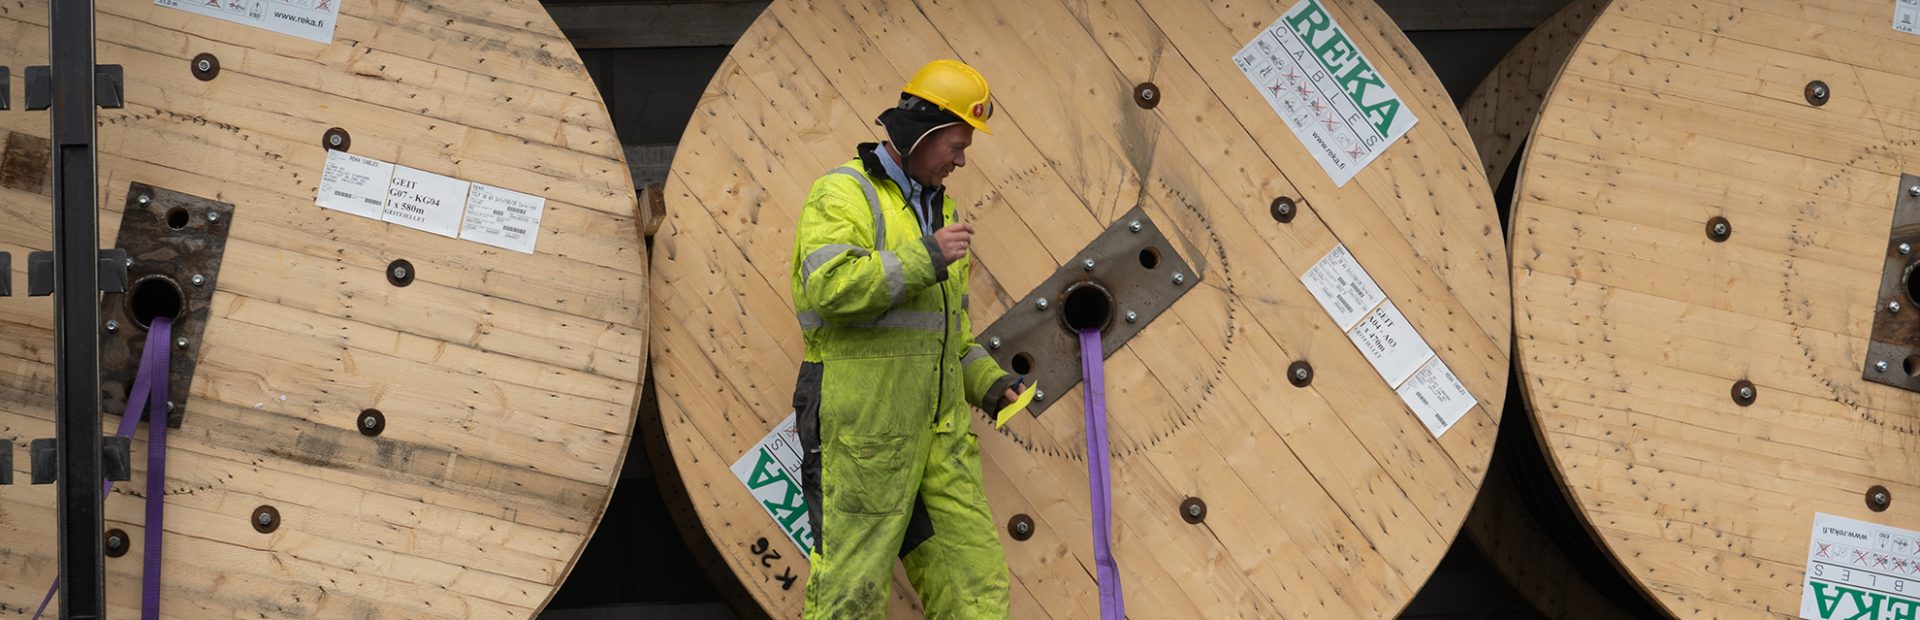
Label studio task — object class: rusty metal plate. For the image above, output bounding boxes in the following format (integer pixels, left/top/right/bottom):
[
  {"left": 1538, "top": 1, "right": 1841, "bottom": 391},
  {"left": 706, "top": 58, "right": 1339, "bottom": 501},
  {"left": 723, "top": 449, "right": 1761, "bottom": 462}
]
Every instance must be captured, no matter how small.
[
  {"left": 977, "top": 205, "right": 1200, "bottom": 417},
  {"left": 1865, "top": 174, "right": 1920, "bottom": 390},
  {"left": 99, "top": 182, "right": 234, "bottom": 427}
]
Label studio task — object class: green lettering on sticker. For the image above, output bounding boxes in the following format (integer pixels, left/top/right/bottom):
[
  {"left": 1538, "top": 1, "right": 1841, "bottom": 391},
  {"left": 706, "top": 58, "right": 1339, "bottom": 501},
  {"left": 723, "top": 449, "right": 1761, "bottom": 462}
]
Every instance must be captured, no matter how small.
[
  {"left": 746, "top": 447, "right": 814, "bottom": 554},
  {"left": 1284, "top": 0, "right": 1333, "bottom": 44},
  {"left": 1812, "top": 581, "right": 1892, "bottom": 620},
  {"left": 1286, "top": 0, "right": 1402, "bottom": 137}
]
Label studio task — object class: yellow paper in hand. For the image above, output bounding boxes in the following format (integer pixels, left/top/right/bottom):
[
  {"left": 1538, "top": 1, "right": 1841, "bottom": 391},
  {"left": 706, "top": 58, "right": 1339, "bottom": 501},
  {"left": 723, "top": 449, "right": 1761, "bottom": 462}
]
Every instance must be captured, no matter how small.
[{"left": 994, "top": 383, "right": 1038, "bottom": 429}]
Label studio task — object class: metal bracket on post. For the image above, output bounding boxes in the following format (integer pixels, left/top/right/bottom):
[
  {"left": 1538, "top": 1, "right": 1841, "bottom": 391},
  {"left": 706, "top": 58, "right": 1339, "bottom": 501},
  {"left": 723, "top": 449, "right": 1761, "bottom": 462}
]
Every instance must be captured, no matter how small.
[
  {"left": 93, "top": 65, "right": 122, "bottom": 109},
  {"left": 23, "top": 65, "right": 120, "bottom": 109},
  {"left": 25, "top": 437, "right": 130, "bottom": 484},
  {"left": 28, "top": 249, "right": 131, "bottom": 296},
  {"left": 0, "top": 252, "right": 10, "bottom": 296},
  {"left": 975, "top": 206, "right": 1202, "bottom": 418},
  {"left": 23, "top": 65, "right": 48, "bottom": 110},
  {"left": 0, "top": 440, "right": 12, "bottom": 485},
  {"left": 1, "top": 66, "right": 8, "bottom": 110}
]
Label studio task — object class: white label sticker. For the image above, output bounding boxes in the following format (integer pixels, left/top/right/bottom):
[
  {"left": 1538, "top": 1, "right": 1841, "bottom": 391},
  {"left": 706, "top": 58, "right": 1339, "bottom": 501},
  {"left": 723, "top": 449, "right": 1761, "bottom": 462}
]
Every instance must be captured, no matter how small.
[
  {"left": 153, "top": 0, "right": 344, "bottom": 44},
  {"left": 1800, "top": 513, "right": 1920, "bottom": 619},
  {"left": 1347, "top": 301, "right": 1434, "bottom": 387},
  {"left": 1897, "top": 0, "right": 1920, "bottom": 35},
  {"left": 384, "top": 166, "right": 470, "bottom": 238},
  {"left": 460, "top": 184, "right": 547, "bottom": 254},
  {"left": 730, "top": 413, "right": 816, "bottom": 558},
  {"left": 1233, "top": 0, "right": 1419, "bottom": 186},
  {"left": 1396, "top": 357, "right": 1476, "bottom": 437},
  {"left": 315, "top": 150, "right": 394, "bottom": 219},
  {"left": 1302, "top": 244, "right": 1386, "bottom": 331}
]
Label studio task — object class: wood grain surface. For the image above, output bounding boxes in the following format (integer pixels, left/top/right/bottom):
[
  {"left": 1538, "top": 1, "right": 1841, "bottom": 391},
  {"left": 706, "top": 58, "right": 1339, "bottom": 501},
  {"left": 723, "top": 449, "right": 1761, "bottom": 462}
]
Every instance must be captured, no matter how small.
[
  {"left": 0, "top": 0, "right": 645, "bottom": 617},
  {"left": 1512, "top": 0, "right": 1920, "bottom": 616},
  {"left": 650, "top": 0, "right": 1509, "bottom": 617}
]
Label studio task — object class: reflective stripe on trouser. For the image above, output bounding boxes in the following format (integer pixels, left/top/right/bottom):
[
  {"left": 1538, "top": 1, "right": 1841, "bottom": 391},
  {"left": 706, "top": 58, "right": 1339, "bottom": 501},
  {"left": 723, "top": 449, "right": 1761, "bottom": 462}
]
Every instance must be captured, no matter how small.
[{"left": 798, "top": 360, "right": 1009, "bottom": 619}]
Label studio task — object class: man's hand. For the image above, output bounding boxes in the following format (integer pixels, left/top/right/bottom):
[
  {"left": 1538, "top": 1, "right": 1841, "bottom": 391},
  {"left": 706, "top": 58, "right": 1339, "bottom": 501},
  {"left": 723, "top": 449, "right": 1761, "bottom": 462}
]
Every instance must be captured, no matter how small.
[
  {"left": 933, "top": 223, "right": 975, "bottom": 263},
  {"left": 1001, "top": 382, "right": 1025, "bottom": 409}
]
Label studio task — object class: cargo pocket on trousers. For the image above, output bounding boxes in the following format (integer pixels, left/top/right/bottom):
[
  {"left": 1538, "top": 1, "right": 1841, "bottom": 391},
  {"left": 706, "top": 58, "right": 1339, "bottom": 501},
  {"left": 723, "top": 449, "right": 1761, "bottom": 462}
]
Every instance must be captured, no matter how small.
[{"left": 832, "top": 433, "right": 914, "bottom": 516}]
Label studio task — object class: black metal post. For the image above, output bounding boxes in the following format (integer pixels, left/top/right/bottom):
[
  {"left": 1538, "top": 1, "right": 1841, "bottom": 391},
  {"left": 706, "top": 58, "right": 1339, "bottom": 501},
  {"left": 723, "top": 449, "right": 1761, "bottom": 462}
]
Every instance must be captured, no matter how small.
[{"left": 48, "top": 0, "right": 105, "bottom": 616}]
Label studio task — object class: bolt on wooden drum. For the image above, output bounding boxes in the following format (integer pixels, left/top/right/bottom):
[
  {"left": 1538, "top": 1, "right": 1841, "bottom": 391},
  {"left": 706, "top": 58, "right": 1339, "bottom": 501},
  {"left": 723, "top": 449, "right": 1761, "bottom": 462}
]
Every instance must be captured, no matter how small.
[
  {"left": 0, "top": 0, "right": 646, "bottom": 617},
  {"left": 1512, "top": 0, "right": 1920, "bottom": 616},
  {"left": 650, "top": 0, "right": 1509, "bottom": 616}
]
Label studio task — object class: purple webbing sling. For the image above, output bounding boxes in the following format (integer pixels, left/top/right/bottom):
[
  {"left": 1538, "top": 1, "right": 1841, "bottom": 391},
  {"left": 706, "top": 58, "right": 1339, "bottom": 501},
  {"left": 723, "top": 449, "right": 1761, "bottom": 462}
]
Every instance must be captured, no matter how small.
[{"left": 1079, "top": 327, "right": 1125, "bottom": 619}]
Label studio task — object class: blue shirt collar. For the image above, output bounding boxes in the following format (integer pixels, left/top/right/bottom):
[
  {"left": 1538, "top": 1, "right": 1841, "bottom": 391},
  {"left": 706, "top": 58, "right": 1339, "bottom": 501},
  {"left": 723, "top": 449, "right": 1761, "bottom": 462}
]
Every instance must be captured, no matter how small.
[{"left": 877, "top": 142, "right": 934, "bottom": 234}]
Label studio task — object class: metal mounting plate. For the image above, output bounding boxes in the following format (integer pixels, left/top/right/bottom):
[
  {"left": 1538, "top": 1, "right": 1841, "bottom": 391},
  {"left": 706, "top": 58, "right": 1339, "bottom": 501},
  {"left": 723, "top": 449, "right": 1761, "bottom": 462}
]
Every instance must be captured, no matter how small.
[
  {"left": 976, "top": 206, "right": 1200, "bottom": 417},
  {"left": 1865, "top": 173, "right": 1920, "bottom": 391},
  {"left": 100, "top": 183, "right": 234, "bottom": 427}
]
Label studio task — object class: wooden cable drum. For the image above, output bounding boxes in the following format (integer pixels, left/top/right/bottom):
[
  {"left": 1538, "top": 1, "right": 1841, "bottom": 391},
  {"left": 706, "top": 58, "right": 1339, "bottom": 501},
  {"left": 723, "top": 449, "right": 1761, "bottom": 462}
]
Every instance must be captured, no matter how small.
[
  {"left": 0, "top": 0, "right": 645, "bottom": 617},
  {"left": 1456, "top": 2, "right": 1659, "bottom": 618},
  {"left": 650, "top": 0, "right": 1509, "bottom": 616},
  {"left": 1512, "top": 0, "right": 1920, "bottom": 616}
]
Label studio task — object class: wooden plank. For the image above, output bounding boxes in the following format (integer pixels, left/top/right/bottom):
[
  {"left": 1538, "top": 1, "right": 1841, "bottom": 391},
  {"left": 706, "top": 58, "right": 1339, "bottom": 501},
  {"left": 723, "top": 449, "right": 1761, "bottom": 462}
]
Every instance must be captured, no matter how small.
[
  {"left": 1512, "top": 0, "right": 1920, "bottom": 617},
  {"left": 649, "top": 0, "right": 1508, "bottom": 617},
  {"left": 0, "top": 0, "right": 644, "bottom": 617},
  {"left": 547, "top": 2, "right": 768, "bottom": 49}
]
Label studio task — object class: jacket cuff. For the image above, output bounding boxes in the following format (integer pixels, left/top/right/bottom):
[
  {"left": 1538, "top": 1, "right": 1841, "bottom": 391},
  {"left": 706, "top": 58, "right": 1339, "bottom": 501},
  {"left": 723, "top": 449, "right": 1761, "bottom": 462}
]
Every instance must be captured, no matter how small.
[
  {"left": 985, "top": 374, "right": 1021, "bottom": 411},
  {"left": 921, "top": 234, "right": 951, "bottom": 282}
]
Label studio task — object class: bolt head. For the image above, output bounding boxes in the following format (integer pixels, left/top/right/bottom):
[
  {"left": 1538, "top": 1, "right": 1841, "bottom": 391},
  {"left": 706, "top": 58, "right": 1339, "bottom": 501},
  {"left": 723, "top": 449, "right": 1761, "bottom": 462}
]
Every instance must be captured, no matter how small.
[
  {"left": 1014, "top": 521, "right": 1031, "bottom": 535},
  {"left": 1035, "top": 298, "right": 1049, "bottom": 310},
  {"left": 1875, "top": 491, "right": 1891, "bottom": 506},
  {"left": 1712, "top": 222, "right": 1730, "bottom": 237},
  {"left": 124, "top": 257, "right": 134, "bottom": 268},
  {"left": 1739, "top": 386, "right": 1755, "bottom": 400},
  {"left": 329, "top": 134, "right": 345, "bottom": 147},
  {"left": 362, "top": 416, "right": 378, "bottom": 429},
  {"left": 191, "top": 274, "right": 206, "bottom": 287},
  {"left": 391, "top": 265, "right": 409, "bottom": 279},
  {"left": 1902, "top": 243, "right": 1913, "bottom": 256},
  {"left": 1186, "top": 504, "right": 1201, "bottom": 517},
  {"left": 1128, "top": 220, "right": 1142, "bottom": 233},
  {"left": 136, "top": 194, "right": 151, "bottom": 206},
  {"left": 1125, "top": 311, "right": 1138, "bottom": 323},
  {"left": 106, "top": 535, "right": 123, "bottom": 549},
  {"left": 196, "top": 59, "right": 212, "bottom": 72},
  {"left": 175, "top": 337, "right": 190, "bottom": 350},
  {"left": 1295, "top": 368, "right": 1310, "bottom": 381},
  {"left": 1083, "top": 259, "right": 1096, "bottom": 271},
  {"left": 206, "top": 211, "right": 220, "bottom": 223},
  {"left": 1892, "top": 301, "right": 1903, "bottom": 313},
  {"left": 989, "top": 337, "right": 1002, "bottom": 349},
  {"left": 1878, "top": 360, "right": 1891, "bottom": 373},
  {"left": 1172, "top": 272, "right": 1186, "bottom": 285},
  {"left": 257, "top": 512, "right": 273, "bottom": 526},
  {"left": 1141, "top": 88, "right": 1156, "bottom": 100},
  {"left": 1910, "top": 186, "right": 1919, "bottom": 198},
  {"left": 105, "top": 320, "right": 118, "bottom": 333},
  {"left": 1034, "top": 390, "right": 1045, "bottom": 401}
]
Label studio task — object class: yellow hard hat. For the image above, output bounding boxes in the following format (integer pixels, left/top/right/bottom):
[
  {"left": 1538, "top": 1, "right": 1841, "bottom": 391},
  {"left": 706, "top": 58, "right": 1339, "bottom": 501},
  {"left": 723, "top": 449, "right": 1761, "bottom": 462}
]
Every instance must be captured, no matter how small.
[{"left": 903, "top": 59, "right": 993, "bottom": 135}]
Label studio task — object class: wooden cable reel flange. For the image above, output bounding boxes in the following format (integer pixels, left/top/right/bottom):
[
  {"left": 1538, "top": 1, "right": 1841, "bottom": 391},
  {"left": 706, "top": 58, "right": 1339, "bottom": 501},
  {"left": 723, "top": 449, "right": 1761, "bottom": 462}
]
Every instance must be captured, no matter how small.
[
  {"left": 1512, "top": 0, "right": 1920, "bottom": 616},
  {"left": 649, "top": 0, "right": 1508, "bottom": 616},
  {"left": 1456, "top": 1, "right": 1657, "bottom": 618},
  {"left": 0, "top": 0, "right": 646, "bottom": 616}
]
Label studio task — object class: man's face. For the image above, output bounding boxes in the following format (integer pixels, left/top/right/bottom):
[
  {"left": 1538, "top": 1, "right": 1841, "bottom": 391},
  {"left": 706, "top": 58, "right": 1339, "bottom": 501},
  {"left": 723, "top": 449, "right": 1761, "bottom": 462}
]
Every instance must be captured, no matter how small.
[{"left": 908, "top": 125, "right": 974, "bottom": 187}]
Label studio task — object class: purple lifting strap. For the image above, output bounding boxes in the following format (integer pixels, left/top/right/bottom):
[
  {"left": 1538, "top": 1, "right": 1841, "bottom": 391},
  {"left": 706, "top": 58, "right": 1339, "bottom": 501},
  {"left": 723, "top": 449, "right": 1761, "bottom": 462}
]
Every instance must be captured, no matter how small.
[
  {"left": 34, "top": 317, "right": 171, "bottom": 620},
  {"left": 1079, "top": 327, "right": 1125, "bottom": 619}
]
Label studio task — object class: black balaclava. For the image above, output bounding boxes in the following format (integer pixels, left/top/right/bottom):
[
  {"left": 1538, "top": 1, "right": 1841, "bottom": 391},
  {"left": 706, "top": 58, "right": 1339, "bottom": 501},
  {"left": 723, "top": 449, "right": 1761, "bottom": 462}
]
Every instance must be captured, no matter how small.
[{"left": 876, "top": 93, "right": 964, "bottom": 166}]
